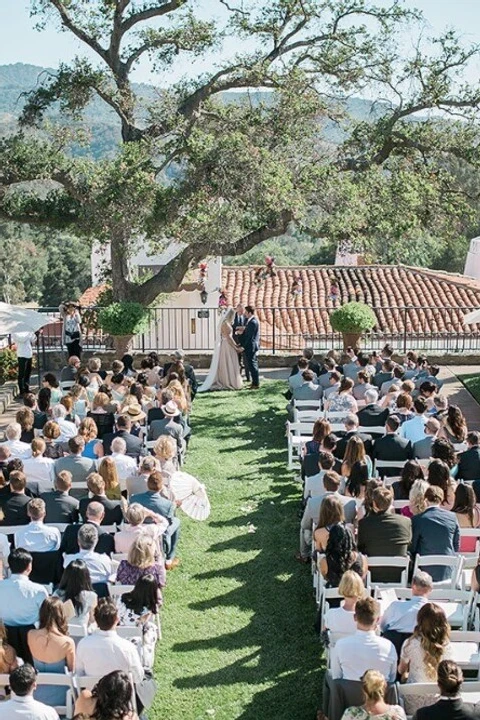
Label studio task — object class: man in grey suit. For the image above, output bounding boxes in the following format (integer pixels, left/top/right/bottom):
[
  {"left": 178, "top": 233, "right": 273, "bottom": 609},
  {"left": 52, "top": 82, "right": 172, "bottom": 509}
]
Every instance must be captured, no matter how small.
[
  {"left": 41, "top": 470, "right": 79, "bottom": 523},
  {"left": 288, "top": 358, "right": 317, "bottom": 392},
  {"left": 318, "top": 358, "right": 336, "bottom": 389},
  {"left": 287, "top": 370, "right": 322, "bottom": 420},
  {"left": 413, "top": 418, "right": 440, "bottom": 460},
  {"left": 55, "top": 436, "right": 96, "bottom": 485},
  {"left": 297, "top": 471, "right": 356, "bottom": 561}
]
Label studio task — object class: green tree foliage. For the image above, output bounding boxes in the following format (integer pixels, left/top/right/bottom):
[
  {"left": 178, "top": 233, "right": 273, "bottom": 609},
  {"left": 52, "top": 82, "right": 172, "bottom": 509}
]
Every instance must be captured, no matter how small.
[{"left": 1, "top": 1, "right": 480, "bottom": 304}]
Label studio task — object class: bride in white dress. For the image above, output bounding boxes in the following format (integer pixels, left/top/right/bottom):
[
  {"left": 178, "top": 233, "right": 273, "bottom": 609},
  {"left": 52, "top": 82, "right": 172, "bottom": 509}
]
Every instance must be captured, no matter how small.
[{"left": 198, "top": 307, "right": 243, "bottom": 392}]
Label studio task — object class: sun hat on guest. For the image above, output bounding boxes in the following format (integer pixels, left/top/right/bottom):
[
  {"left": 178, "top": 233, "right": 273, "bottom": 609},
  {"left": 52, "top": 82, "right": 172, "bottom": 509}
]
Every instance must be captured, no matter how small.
[
  {"left": 125, "top": 404, "right": 146, "bottom": 423},
  {"left": 161, "top": 401, "right": 179, "bottom": 417}
]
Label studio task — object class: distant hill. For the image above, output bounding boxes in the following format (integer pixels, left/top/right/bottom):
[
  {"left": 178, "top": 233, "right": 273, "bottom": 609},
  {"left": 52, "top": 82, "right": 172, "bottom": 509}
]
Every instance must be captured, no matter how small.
[{"left": 0, "top": 62, "right": 390, "bottom": 158}]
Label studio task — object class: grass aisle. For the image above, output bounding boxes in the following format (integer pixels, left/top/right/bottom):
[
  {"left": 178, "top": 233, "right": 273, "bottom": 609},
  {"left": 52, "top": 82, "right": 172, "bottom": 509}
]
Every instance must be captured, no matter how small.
[{"left": 151, "top": 380, "right": 323, "bottom": 720}]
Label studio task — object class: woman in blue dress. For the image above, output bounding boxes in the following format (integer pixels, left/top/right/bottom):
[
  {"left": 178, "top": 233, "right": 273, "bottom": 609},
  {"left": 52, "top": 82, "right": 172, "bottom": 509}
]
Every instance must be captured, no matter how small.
[{"left": 27, "top": 596, "right": 75, "bottom": 705}]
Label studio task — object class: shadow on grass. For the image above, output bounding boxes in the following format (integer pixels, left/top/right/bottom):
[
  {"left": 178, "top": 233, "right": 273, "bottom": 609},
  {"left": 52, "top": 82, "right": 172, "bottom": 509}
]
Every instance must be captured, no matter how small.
[{"left": 171, "top": 386, "right": 323, "bottom": 720}]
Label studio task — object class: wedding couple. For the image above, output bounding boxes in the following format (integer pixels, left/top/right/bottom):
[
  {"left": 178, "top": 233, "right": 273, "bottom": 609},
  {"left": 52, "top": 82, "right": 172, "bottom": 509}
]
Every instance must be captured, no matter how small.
[{"left": 198, "top": 305, "right": 260, "bottom": 392}]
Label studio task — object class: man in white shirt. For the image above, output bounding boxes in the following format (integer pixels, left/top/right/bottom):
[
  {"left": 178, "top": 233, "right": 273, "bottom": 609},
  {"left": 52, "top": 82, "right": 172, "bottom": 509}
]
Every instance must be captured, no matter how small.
[
  {"left": 400, "top": 397, "right": 428, "bottom": 444},
  {"left": 380, "top": 571, "right": 433, "bottom": 634},
  {"left": 331, "top": 597, "right": 397, "bottom": 682},
  {"left": 0, "top": 423, "right": 31, "bottom": 459},
  {"left": 14, "top": 498, "right": 61, "bottom": 553},
  {"left": 107, "top": 437, "right": 137, "bottom": 490},
  {"left": 0, "top": 548, "right": 48, "bottom": 626},
  {"left": 21, "top": 438, "right": 55, "bottom": 493},
  {"left": 51, "top": 404, "right": 77, "bottom": 442},
  {"left": 64, "top": 523, "right": 112, "bottom": 584},
  {"left": 0, "top": 664, "right": 59, "bottom": 719},
  {"left": 11, "top": 332, "right": 35, "bottom": 398},
  {"left": 303, "top": 452, "right": 335, "bottom": 500},
  {"left": 76, "top": 597, "right": 144, "bottom": 683}
]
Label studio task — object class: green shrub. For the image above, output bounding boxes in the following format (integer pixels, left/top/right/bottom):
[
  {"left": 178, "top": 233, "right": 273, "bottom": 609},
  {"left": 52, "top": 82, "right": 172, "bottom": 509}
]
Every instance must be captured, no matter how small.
[
  {"left": 330, "top": 302, "right": 376, "bottom": 333},
  {"left": 0, "top": 347, "right": 18, "bottom": 384},
  {"left": 97, "top": 301, "right": 149, "bottom": 336}
]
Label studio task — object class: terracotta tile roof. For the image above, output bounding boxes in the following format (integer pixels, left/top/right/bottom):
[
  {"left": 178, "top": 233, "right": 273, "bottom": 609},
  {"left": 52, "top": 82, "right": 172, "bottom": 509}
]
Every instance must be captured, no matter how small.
[
  {"left": 221, "top": 265, "right": 480, "bottom": 350},
  {"left": 78, "top": 285, "right": 107, "bottom": 307}
]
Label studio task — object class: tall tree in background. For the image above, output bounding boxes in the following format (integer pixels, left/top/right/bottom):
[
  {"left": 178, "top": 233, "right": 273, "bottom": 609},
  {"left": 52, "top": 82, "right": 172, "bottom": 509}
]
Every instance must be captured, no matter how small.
[{"left": 1, "top": 0, "right": 480, "bottom": 305}]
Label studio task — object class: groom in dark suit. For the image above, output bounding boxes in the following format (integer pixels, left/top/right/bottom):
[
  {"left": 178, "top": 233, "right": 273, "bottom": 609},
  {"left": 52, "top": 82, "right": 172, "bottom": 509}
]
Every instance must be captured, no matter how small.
[
  {"left": 232, "top": 303, "right": 249, "bottom": 382},
  {"left": 243, "top": 305, "right": 260, "bottom": 389}
]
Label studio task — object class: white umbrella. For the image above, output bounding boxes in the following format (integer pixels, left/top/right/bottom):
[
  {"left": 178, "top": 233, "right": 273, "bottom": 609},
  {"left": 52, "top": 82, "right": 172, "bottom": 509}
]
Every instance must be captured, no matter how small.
[
  {"left": 464, "top": 308, "right": 480, "bottom": 325},
  {"left": 170, "top": 471, "right": 211, "bottom": 521},
  {"left": 0, "top": 302, "right": 57, "bottom": 335}
]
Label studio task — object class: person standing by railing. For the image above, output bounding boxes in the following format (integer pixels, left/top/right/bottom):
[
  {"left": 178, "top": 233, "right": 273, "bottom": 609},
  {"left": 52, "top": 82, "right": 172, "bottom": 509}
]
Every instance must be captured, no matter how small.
[{"left": 59, "top": 302, "right": 82, "bottom": 359}]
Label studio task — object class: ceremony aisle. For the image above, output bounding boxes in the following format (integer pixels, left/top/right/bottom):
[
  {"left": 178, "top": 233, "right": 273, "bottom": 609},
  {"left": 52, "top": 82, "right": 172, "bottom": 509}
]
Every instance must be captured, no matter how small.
[{"left": 152, "top": 380, "right": 322, "bottom": 719}]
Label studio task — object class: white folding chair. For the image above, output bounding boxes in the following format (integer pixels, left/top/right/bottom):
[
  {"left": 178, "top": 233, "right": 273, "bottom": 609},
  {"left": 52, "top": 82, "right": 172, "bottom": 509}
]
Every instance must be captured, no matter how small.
[
  {"left": 293, "top": 399, "right": 323, "bottom": 412},
  {"left": 35, "top": 671, "right": 74, "bottom": 718},
  {"left": 323, "top": 411, "right": 347, "bottom": 423},
  {"left": 374, "top": 459, "right": 407, "bottom": 476},
  {"left": 413, "top": 554, "right": 464, "bottom": 589},
  {"left": 366, "top": 556, "right": 409, "bottom": 589},
  {"left": 294, "top": 409, "right": 323, "bottom": 423},
  {"left": 449, "top": 630, "right": 480, "bottom": 675},
  {"left": 0, "top": 525, "right": 27, "bottom": 536},
  {"left": 286, "top": 421, "right": 313, "bottom": 468},
  {"left": 453, "top": 442, "right": 468, "bottom": 453},
  {"left": 108, "top": 583, "right": 135, "bottom": 599},
  {"left": 390, "top": 587, "right": 475, "bottom": 630},
  {"left": 117, "top": 625, "right": 143, "bottom": 641},
  {"left": 60, "top": 380, "right": 75, "bottom": 393}
]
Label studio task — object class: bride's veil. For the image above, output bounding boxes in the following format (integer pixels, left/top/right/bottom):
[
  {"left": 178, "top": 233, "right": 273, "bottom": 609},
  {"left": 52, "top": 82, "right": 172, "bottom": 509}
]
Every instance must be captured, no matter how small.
[{"left": 197, "top": 307, "right": 230, "bottom": 393}]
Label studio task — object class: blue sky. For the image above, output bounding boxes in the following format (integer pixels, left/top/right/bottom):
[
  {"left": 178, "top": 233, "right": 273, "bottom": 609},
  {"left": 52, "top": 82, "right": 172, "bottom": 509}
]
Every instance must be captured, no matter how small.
[{"left": 0, "top": 0, "right": 479, "bottom": 85}]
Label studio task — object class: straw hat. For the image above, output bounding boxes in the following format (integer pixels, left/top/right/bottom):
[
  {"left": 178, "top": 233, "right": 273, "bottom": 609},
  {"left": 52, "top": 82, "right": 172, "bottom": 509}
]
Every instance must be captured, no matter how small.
[
  {"left": 125, "top": 404, "right": 146, "bottom": 423},
  {"left": 161, "top": 400, "right": 179, "bottom": 417}
]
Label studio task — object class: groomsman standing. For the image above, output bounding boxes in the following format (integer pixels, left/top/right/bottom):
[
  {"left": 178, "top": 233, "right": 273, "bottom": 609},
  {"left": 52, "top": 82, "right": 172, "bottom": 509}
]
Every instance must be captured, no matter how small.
[{"left": 232, "top": 303, "right": 249, "bottom": 382}]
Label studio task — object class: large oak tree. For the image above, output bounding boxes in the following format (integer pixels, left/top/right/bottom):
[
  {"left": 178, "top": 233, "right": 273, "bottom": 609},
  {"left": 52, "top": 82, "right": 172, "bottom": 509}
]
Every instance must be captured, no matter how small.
[{"left": 1, "top": 0, "right": 480, "bottom": 304}]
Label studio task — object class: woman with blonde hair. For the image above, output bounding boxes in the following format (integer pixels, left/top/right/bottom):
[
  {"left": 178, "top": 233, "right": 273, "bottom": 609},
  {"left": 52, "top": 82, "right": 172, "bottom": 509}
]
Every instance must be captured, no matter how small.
[
  {"left": 21, "top": 438, "right": 55, "bottom": 492},
  {"left": 398, "top": 603, "right": 453, "bottom": 714},
  {"left": 341, "top": 436, "right": 372, "bottom": 479},
  {"left": 78, "top": 416, "right": 103, "bottom": 459},
  {"left": 98, "top": 456, "right": 122, "bottom": 501},
  {"left": 198, "top": 306, "right": 243, "bottom": 392},
  {"left": 402, "top": 479, "right": 430, "bottom": 519},
  {"left": 324, "top": 570, "right": 366, "bottom": 635},
  {"left": 341, "top": 669, "right": 406, "bottom": 719},
  {"left": 70, "top": 382, "right": 89, "bottom": 419},
  {"left": 153, "top": 434, "right": 178, "bottom": 490},
  {"left": 116, "top": 535, "right": 166, "bottom": 599},
  {"left": 167, "top": 378, "right": 190, "bottom": 414}
]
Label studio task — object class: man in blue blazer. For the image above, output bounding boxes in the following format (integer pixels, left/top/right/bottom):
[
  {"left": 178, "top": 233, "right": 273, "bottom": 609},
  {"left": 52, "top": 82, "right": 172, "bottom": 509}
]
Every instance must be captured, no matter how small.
[
  {"left": 411, "top": 485, "right": 460, "bottom": 581},
  {"left": 242, "top": 305, "right": 260, "bottom": 389}
]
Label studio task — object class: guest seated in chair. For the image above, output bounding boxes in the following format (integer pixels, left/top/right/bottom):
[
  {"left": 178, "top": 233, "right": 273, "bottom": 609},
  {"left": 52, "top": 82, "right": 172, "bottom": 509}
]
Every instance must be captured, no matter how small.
[
  {"left": 412, "top": 659, "right": 480, "bottom": 720},
  {"left": 340, "top": 669, "right": 406, "bottom": 720}
]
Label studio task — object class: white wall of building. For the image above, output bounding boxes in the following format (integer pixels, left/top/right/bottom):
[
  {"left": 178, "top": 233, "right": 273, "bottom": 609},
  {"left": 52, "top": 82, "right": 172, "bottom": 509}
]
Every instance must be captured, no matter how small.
[{"left": 465, "top": 237, "right": 480, "bottom": 280}]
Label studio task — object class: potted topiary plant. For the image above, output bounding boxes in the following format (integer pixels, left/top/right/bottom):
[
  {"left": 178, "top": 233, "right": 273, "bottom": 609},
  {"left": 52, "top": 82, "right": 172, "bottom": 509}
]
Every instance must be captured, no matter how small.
[
  {"left": 330, "top": 301, "right": 376, "bottom": 350},
  {"left": 97, "top": 301, "right": 150, "bottom": 356}
]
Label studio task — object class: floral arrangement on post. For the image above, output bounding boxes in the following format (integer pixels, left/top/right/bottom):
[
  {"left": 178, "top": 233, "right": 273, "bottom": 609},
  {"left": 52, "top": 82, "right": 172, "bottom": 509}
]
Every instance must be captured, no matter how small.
[
  {"left": 97, "top": 301, "right": 150, "bottom": 356},
  {"left": 198, "top": 262, "right": 208, "bottom": 288},
  {"left": 330, "top": 301, "right": 376, "bottom": 350},
  {"left": 218, "top": 289, "right": 228, "bottom": 309},
  {"left": 253, "top": 255, "right": 277, "bottom": 286}
]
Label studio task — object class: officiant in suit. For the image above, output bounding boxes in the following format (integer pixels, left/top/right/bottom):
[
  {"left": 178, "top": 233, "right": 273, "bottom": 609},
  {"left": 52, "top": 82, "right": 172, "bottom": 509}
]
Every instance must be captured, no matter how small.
[
  {"left": 232, "top": 303, "right": 249, "bottom": 382},
  {"left": 243, "top": 305, "right": 260, "bottom": 389}
]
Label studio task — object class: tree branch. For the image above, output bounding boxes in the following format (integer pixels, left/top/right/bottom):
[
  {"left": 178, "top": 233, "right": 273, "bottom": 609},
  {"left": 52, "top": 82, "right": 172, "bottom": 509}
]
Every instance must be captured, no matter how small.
[
  {"left": 131, "top": 209, "right": 293, "bottom": 303},
  {"left": 120, "top": 1, "right": 187, "bottom": 36},
  {"left": 48, "top": 0, "right": 109, "bottom": 64}
]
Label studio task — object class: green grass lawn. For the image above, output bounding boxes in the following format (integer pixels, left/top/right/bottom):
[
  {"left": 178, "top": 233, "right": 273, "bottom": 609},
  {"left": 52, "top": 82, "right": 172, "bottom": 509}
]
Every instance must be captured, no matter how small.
[
  {"left": 458, "top": 372, "right": 480, "bottom": 404},
  {"left": 151, "top": 380, "right": 323, "bottom": 720}
]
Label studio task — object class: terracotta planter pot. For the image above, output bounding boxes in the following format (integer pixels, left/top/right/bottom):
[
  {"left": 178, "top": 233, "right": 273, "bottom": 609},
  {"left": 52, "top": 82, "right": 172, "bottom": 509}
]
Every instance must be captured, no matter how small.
[
  {"left": 109, "top": 334, "right": 134, "bottom": 357},
  {"left": 342, "top": 332, "right": 363, "bottom": 351}
]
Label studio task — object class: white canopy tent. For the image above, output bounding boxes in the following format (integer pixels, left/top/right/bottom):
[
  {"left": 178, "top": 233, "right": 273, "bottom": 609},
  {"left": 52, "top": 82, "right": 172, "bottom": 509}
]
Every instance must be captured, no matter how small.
[{"left": 0, "top": 302, "right": 56, "bottom": 336}]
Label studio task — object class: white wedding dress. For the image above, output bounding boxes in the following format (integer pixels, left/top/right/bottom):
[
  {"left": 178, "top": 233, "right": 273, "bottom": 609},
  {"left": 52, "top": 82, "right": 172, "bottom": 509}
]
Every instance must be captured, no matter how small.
[{"left": 198, "top": 314, "right": 243, "bottom": 392}]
